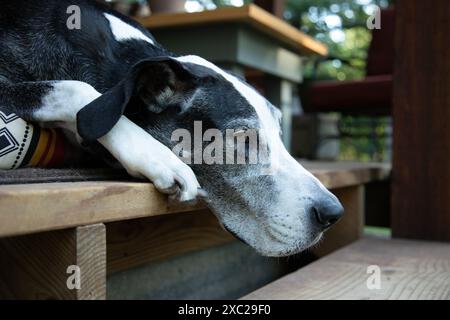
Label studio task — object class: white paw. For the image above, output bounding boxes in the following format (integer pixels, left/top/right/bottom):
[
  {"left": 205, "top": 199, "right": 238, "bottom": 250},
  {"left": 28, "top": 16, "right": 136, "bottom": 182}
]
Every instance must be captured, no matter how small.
[
  {"left": 99, "top": 116, "right": 204, "bottom": 202},
  {"left": 127, "top": 152, "right": 202, "bottom": 202}
]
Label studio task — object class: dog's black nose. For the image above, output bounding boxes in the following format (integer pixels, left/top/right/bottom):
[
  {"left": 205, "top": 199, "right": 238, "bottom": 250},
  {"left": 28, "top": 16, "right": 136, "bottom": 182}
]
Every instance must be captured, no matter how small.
[{"left": 312, "top": 198, "right": 344, "bottom": 228}]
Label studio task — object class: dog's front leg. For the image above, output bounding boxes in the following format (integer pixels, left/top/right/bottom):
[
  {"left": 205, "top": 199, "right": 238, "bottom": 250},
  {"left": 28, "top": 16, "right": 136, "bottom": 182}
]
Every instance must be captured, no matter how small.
[
  {"left": 0, "top": 79, "right": 201, "bottom": 201},
  {"left": 98, "top": 116, "right": 201, "bottom": 201}
]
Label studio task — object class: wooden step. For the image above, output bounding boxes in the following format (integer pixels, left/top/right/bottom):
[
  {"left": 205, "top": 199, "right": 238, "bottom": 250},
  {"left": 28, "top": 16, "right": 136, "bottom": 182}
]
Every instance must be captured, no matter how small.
[
  {"left": 241, "top": 237, "right": 450, "bottom": 300},
  {"left": 0, "top": 161, "right": 390, "bottom": 238},
  {"left": 0, "top": 162, "right": 390, "bottom": 299}
]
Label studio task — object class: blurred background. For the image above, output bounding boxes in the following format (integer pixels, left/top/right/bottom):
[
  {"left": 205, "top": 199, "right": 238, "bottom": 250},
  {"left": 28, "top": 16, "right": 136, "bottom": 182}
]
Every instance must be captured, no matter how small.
[{"left": 99, "top": 0, "right": 394, "bottom": 162}]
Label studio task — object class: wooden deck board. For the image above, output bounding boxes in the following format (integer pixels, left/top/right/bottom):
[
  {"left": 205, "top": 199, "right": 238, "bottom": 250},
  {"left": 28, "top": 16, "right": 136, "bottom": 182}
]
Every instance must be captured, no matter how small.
[
  {"left": 242, "top": 237, "right": 450, "bottom": 300},
  {"left": 0, "top": 162, "right": 390, "bottom": 238}
]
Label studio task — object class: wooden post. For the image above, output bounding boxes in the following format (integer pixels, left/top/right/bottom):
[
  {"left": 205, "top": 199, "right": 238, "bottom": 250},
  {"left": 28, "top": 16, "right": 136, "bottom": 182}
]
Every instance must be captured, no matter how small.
[
  {"left": 254, "top": 0, "right": 285, "bottom": 18},
  {"left": 0, "top": 224, "right": 106, "bottom": 300},
  {"left": 265, "top": 77, "right": 295, "bottom": 151},
  {"left": 392, "top": 0, "right": 450, "bottom": 241}
]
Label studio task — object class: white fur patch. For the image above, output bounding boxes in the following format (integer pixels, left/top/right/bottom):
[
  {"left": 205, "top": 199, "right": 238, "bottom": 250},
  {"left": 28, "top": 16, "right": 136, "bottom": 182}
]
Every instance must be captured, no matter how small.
[
  {"left": 33, "top": 81, "right": 101, "bottom": 136},
  {"left": 104, "top": 13, "right": 154, "bottom": 45},
  {"left": 35, "top": 81, "right": 101, "bottom": 123}
]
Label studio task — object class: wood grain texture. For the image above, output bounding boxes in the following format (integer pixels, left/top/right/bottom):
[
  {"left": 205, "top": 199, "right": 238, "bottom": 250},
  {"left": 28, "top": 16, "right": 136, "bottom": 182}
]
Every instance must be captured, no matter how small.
[
  {"left": 312, "top": 186, "right": 365, "bottom": 257},
  {"left": 135, "top": 4, "right": 328, "bottom": 56},
  {"left": 242, "top": 237, "right": 450, "bottom": 300},
  {"left": 0, "top": 182, "right": 202, "bottom": 238},
  {"left": 76, "top": 224, "right": 107, "bottom": 300},
  {"left": 0, "top": 224, "right": 106, "bottom": 300},
  {"left": 392, "top": 0, "right": 450, "bottom": 241},
  {"left": 0, "top": 163, "right": 389, "bottom": 238},
  {"left": 107, "top": 210, "right": 234, "bottom": 274}
]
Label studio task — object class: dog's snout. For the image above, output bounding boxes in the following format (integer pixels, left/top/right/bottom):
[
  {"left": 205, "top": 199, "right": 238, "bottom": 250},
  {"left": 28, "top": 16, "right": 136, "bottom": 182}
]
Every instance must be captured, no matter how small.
[{"left": 312, "top": 197, "right": 344, "bottom": 229}]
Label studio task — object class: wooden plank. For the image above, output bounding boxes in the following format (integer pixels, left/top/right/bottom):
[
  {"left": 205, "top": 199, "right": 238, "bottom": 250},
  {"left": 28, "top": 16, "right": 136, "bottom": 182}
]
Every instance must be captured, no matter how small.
[
  {"left": 135, "top": 4, "right": 328, "bottom": 56},
  {"left": 0, "top": 163, "right": 390, "bottom": 238},
  {"left": 242, "top": 237, "right": 450, "bottom": 300},
  {"left": 312, "top": 186, "right": 364, "bottom": 257},
  {"left": 392, "top": 0, "right": 450, "bottom": 241},
  {"left": 302, "top": 161, "right": 391, "bottom": 189},
  {"left": 0, "top": 224, "right": 106, "bottom": 300},
  {"left": 107, "top": 210, "right": 234, "bottom": 274},
  {"left": 0, "top": 182, "right": 202, "bottom": 238}
]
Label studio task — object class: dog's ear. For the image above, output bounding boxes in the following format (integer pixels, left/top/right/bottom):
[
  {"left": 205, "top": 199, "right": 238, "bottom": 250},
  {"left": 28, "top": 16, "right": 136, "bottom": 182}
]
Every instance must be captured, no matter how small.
[
  {"left": 76, "top": 57, "right": 200, "bottom": 142},
  {"left": 136, "top": 59, "right": 198, "bottom": 114}
]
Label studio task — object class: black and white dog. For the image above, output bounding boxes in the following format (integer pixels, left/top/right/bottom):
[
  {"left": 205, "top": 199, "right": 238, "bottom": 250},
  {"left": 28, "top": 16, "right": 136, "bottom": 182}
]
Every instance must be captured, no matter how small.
[{"left": 0, "top": 0, "right": 343, "bottom": 256}]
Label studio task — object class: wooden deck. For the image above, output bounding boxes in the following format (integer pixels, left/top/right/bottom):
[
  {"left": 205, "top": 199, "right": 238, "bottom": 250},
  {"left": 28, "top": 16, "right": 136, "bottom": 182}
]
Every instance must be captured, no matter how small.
[
  {"left": 0, "top": 161, "right": 390, "bottom": 299},
  {"left": 242, "top": 237, "right": 450, "bottom": 300}
]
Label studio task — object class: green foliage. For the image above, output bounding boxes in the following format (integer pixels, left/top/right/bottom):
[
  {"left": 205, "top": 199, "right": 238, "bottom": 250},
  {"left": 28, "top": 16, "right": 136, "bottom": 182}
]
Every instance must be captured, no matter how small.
[
  {"left": 285, "top": 0, "right": 392, "bottom": 81},
  {"left": 338, "top": 116, "right": 391, "bottom": 162}
]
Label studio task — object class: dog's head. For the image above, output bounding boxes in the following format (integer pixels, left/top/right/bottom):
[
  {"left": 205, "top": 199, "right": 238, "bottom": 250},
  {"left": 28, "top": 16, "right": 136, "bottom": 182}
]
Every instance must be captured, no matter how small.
[{"left": 78, "top": 55, "right": 344, "bottom": 257}]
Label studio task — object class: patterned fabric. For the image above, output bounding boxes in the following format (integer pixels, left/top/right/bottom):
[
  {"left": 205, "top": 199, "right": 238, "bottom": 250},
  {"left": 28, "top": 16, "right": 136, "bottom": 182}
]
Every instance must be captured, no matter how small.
[{"left": 0, "top": 110, "right": 66, "bottom": 169}]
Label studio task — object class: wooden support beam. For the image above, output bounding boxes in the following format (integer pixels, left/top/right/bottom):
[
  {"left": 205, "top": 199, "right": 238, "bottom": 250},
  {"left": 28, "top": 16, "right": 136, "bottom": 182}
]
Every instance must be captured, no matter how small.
[
  {"left": 0, "top": 224, "right": 106, "bottom": 300},
  {"left": 392, "top": 0, "right": 450, "bottom": 241},
  {"left": 265, "top": 77, "right": 295, "bottom": 150}
]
